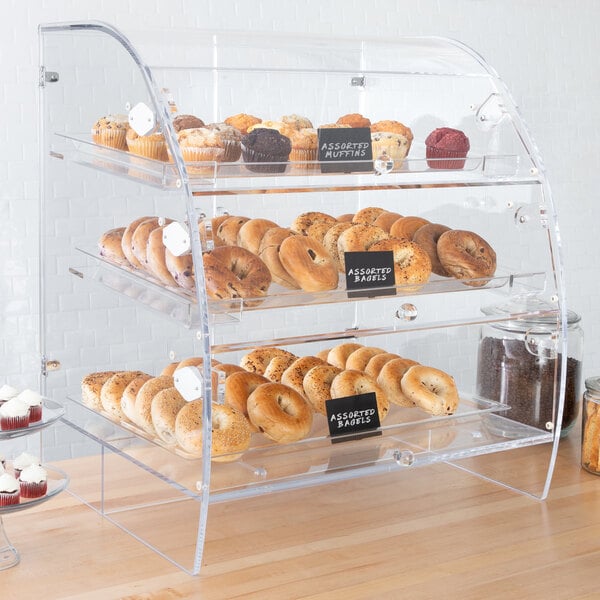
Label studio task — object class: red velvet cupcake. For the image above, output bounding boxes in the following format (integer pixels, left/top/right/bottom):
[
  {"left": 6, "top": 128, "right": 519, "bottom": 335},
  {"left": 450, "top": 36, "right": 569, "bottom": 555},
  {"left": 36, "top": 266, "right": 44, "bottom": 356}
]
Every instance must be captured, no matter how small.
[
  {"left": 18, "top": 464, "right": 48, "bottom": 499},
  {"left": 0, "top": 397, "right": 30, "bottom": 430},
  {"left": 425, "top": 127, "right": 470, "bottom": 169},
  {"left": 16, "top": 389, "right": 43, "bottom": 423},
  {"left": 0, "top": 473, "right": 20, "bottom": 506}
]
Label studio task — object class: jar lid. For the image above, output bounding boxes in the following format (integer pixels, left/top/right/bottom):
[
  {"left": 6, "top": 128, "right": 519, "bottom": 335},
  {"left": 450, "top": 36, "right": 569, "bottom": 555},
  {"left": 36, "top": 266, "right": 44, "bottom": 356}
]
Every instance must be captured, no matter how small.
[
  {"left": 481, "top": 299, "right": 580, "bottom": 333},
  {"left": 585, "top": 376, "right": 600, "bottom": 394}
]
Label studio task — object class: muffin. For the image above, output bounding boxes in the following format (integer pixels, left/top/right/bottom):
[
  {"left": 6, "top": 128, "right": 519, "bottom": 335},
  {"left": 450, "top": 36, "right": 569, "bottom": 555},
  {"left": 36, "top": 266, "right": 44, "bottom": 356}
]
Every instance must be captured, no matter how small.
[
  {"left": 0, "top": 397, "right": 30, "bottom": 430},
  {"left": 371, "top": 132, "right": 412, "bottom": 170},
  {"left": 126, "top": 128, "right": 168, "bottom": 161},
  {"left": 281, "top": 114, "right": 314, "bottom": 130},
  {"left": 336, "top": 113, "right": 371, "bottom": 128},
  {"left": 224, "top": 113, "right": 261, "bottom": 135},
  {"left": 205, "top": 122, "right": 243, "bottom": 162},
  {"left": 16, "top": 389, "right": 43, "bottom": 423},
  {"left": 425, "top": 127, "right": 470, "bottom": 169},
  {"left": 247, "top": 120, "right": 297, "bottom": 139},
  {"left": 371, "top": 120, "right": 413, "bottom": 152},
  {"left": 241, "top": 128, "right": 292, "bottom": 173},
  {"left": 0, "top": 473, "right": 20, "bottom": 506},
  {"left": 172, "top": 114, "right": 205, "bottom": 132},
  {"left": 19, "top": 464, "right": 48, "bottom": 499},
  {"left": 289, "top": 128, "right": 318, "bottom": 168},
  {"left": 318, "top": 123, "right": 351, "bottom": 129},
  {"left": 177, "top": 127, "right": 225, "bottom": 174},
  {"left": 13, "top": 452, "right": 40, "bottom": 479},
  {"left": 91, "top": 114, "right": 129, "bottom": 150}
]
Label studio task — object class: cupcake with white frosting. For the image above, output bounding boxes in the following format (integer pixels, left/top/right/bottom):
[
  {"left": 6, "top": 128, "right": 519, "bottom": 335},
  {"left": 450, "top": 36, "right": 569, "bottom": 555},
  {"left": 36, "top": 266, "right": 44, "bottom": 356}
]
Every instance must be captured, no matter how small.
[
  {"left": 16, "top": 389, "right": 43, "bottom": 423},
  {"left": 0, "top": 473, "right": 20, "bottom": 506},
  {"left": 19, "top": 464, "right": 47, "bottom": 499},
  {"left": 13, "top": 452, "right": 39, "bottom": 478},
  {"left": 0, "top": 384, "right": 19, "bottom": 407},
  {"left": 0, "top": 397, "right": 30, "bottom": 430}
]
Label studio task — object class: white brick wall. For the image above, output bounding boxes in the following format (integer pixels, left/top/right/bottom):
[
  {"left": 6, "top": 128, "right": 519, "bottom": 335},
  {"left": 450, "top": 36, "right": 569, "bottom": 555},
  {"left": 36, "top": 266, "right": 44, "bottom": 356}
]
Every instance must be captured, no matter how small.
[{"left": 1, "top": 0, "right": 599, "bottom": 459}]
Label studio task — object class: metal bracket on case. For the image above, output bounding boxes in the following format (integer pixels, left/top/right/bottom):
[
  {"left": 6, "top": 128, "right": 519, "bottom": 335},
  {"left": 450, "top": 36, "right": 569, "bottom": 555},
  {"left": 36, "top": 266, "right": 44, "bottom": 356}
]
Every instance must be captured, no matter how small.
[{"left": 40, "top": 67, "right": 60, "bottom": 86}]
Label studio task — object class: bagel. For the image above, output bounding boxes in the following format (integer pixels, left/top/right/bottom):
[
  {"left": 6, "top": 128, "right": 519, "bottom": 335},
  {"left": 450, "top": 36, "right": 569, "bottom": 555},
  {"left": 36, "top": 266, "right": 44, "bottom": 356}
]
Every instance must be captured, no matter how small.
[
  {"left": 322, "top": 222, "right": 353, "bottom": 272},
  {"left": 98, "top": 227, "right": 127, "bottom": 265},
  {"left": 151, "top": 387, "right": 187, "bottom": 445},
  {"left": 368, "top": 238, "right": 432, "bottom": 289},
  {"left": 337, "top": 213, "right": 354, "bottom": 222},
  {"left": 364, "top": 353, "right": 400, "bottom": 379},
  {"left": 160, "top": 362, "right": 179, "bottom": 376},
  {"left": 345, "top": 346, "right": 387, "bottom": 372},
  {"left": 237, "top": 218, "right": 279, "bottom": 255},
  {"left": 377, "top": 357, "right": 420, "bottom": 407},
  {"left": 330, "top": 370, "right": 389, "bottom": 423},
  {"left": 146, "top": 225, "right": 178, "bottom": 286},
  {"left": 315, "top": 348, "right": 332, "bottom": 362},
  {"left": 400, "top": 365, "right": 459, "bottom": 415},
  {"left": 436, "top": 229, "right": 496, "bottom": 286},
  {"left": 165, "top": 249, "right": 195, "bottom": 290},
  {"left": 337, "top": 224, "right": 389, "bottom": 271},
  {"left": 281, "top": 355, "right": 326, "bottom": 396},
  {"left": 240, "top": 347, "right": 298, "bottom": 375},
  {"left": 372, "top": 211, "right": 403, "bottom": 233},
  {"left": 389, "top": 216, "right": 430, "bottom": 241},
  {"left": 258, "top": 227, "right": 300, "bottom": 289},
  {"left": 352, "top": 207, "right": 386, "bottom": 225},
  {"left": 175, "top": 399, "right": 252, "bottom": 461},
  {"left": 121, "top": 373, "right": 153, "bottom": 423},
  {"left": 131, "top": 217, "right": 161, "bottom": 271},
  {"left": 81, "top": 371, "right": 117, "bottom": 411},
  {"left": 263, "top": 354, "right": 298, "bottom": 382},
  {"left": 133, "top": 376, "right": 175, "bottom": 434},
  {"left": 279, "top": 235, "right": 338, "bottom": 292},
  {"left": 198, "top": 214, "right": 230, "bottom": 248},
  {"left": 100, "top": 371, "right": 148, "bottom": 421},
  {"left": 327, "top": 343, "right": 364, "bottom": 369},
  {"left": 247, "top": 382, "right": 313, "bottom": 443},
  {"left": 203, "top": 245, "right": 272, "bottom": 300},
  {"left": 216, "top": 216, "right": 250, "bottom": 246},
  {"left": 303, "top": 364, "right": 342, "bottom": 414},
  {"left": 290, "top": 211, "right": 337, "bottom": 236},
  {"left": 306, "top": 219, "right": 337, "bottom": 244},
  {"left": 412, "top": 223, "right": 451, "bottom": 277},
  {"left": 224, "top": 371, "right": 269, "bottom": 430},
  {"left": 122, "top": 216, "right": 153, "bottom": 269}
]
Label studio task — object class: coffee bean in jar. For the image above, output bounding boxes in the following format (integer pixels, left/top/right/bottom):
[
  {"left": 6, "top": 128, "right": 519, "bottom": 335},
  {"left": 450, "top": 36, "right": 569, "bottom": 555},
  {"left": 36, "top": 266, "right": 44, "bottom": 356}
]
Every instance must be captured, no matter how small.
[{"left": 476, "top": 309, "right": 582, "bottom": 438}]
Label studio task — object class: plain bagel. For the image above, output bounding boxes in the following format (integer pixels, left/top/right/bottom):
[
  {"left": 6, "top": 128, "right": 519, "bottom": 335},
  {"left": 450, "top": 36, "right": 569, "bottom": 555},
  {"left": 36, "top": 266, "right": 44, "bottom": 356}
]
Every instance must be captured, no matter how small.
[{"left": 400, "top": 365, "right": 459, "bottom": 416}]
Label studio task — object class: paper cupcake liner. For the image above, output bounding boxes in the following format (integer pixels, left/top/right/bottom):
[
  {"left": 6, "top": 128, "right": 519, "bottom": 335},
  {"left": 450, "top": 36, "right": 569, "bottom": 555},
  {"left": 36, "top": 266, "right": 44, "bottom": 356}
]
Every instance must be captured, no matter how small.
[
  {"left": 371, "top": 141, "right": 409, "bottom": 170},
  {"left": 426, "top": 146, "right": 467, "bottom": 170},
  {"left": 0, "top": 491, "right": 20, "bottom": 506},
  {"left": 241, "top": 145, "right": 289, "bottom": 173},
  {"left": 290, "top": 148, "right": 318, "bottom": 170},
  {"left": 20, "top": 480, "right": 48, "bottom": 499},
  {"left": 28, "top": 405, "right": 42, "bottom": 423},
  {"left": 0, "top": 415, "right": 30, "bottom": 431},
  {"left": 127, "top": 137, "right": 168, "bottom": 161},
  {"left": 221, "top": 140, "right": 242, "bottom": 162},
  {"left": 92, "top": 128, "right": 128, "bottom": 151},
  {"left": 181, "top": 147, "right": 225, "bottom": 175}
]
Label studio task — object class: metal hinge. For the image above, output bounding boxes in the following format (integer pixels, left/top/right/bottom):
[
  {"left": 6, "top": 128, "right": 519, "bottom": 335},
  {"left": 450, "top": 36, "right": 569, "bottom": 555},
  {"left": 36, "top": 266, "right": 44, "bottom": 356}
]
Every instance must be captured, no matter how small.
[{"left": 40, "top": 66, "right": 59, "bottom": 87}]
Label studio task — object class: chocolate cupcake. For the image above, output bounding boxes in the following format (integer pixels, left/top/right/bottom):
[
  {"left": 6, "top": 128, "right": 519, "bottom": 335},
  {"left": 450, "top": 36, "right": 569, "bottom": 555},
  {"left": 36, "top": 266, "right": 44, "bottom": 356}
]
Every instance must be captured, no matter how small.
[
  {"left": 241, "top": 128, "right": 292, "bottom": 173},
  {"left": 172, "top": 114, "right": 205, "bottom": 133}
]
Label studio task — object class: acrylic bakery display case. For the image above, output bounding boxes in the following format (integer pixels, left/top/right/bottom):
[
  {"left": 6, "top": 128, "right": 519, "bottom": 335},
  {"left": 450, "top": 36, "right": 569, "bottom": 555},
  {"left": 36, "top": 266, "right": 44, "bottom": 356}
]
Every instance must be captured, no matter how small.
[{"left": 38, "top": 21, "right": 570, "bottom": 574}]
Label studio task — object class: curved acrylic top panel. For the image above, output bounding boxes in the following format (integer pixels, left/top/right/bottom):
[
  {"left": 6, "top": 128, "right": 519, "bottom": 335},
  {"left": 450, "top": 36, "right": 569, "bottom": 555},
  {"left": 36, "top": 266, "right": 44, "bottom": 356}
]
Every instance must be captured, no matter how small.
[{"left": 40, "top": 21, "right": 494, "bottom": 78}]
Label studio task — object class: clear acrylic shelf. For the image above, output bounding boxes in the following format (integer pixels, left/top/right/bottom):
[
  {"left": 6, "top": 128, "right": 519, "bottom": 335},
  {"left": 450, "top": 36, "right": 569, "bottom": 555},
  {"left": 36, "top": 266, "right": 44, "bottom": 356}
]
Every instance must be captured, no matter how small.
[{"left": 54, "top": 132, "right": 538, "bottom": 195}]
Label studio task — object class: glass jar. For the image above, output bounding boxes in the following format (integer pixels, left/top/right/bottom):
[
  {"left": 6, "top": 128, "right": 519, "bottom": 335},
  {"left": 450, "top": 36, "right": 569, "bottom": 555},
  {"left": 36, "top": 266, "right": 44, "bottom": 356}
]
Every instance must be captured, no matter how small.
[
  {"left": 582, "top": 377, "right": 600, "bottom": 474},
  {"left": 476, "top": 303, "right": 583, "bottom": 438}
]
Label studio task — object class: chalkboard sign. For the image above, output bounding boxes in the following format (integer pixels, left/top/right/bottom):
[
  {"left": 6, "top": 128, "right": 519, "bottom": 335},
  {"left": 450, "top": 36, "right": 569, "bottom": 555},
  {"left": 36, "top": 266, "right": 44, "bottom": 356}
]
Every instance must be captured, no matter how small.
[
  {"left": 344, "top": 250, "right": 396, "bottom": 298},
  {"left": 317, "top": 127, "right": 373, "bottom": 173},
  {"left": 326, "top": 392, "right": 381, "bottom": 438}
]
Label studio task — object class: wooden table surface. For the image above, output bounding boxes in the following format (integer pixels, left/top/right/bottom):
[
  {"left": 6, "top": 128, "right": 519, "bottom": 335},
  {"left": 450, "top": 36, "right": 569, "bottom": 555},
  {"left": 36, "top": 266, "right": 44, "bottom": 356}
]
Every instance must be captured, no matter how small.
[{"left": 2, "top": 432, "right": 600, "bottom": 600}]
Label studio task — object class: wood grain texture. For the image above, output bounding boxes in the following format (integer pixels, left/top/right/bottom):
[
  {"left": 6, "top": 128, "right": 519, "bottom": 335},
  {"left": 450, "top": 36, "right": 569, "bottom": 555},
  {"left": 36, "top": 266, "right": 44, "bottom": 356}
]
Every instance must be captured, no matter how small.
[{"left": 2, "top": 433, "right": 599, "bottom": 600}]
